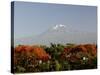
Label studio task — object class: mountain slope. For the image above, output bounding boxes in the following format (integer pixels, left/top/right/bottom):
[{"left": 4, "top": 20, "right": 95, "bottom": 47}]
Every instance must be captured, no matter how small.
[{"left": 15, "top": 24, "right": 97, "bottom": 46}]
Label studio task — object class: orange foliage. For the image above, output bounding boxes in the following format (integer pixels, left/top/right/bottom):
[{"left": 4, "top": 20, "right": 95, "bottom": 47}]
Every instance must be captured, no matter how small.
[
  {"left": 84, "top": 44, "right": 97, "bottom": 56},
  {"left": 64, "top": 44, "right": 97, "bottom": 55},
  {"left": 14, "top": 45, "right": 51, "bottom": 61},
  {"left": 61, "top": 44, "right": 97, "bottom": 60},
  {"left": 32, "top": 46, "right": 51, "bottom": 61}
]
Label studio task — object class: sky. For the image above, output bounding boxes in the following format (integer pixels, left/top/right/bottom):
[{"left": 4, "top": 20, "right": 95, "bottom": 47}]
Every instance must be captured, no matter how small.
[{"left": 13, "top": 1, "right": 97, "bottom": 39}]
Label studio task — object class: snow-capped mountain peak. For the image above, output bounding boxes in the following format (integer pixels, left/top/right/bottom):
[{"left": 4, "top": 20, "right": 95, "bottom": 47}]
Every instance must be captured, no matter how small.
[
  {"left": 15, "top": 24, "right": 97, "bottom": 46},
  {"left": 52, "top": 24, "right": 66, "bottom": 30}
]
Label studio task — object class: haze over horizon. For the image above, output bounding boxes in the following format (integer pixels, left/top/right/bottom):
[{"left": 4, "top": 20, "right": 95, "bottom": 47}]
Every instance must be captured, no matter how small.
[{"left": 13, "top": 1, "right": 97, "bottom": 45}]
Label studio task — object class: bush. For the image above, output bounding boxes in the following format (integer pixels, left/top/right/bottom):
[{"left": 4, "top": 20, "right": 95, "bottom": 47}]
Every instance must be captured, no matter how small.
[{"left": 13, "top": 43, "right": 97, "bottom": 73}]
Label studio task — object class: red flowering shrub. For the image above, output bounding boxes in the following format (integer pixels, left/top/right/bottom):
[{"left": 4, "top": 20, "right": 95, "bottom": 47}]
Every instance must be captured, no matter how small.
[
  {"left": 14, "top": 44, "right": 97, "bottom": 72},
  {"left": 61, "top": 44, "right": 97, "bottom": 64},
  {"left": 14, "top": 45, "right": 51, "bottom": 62}
]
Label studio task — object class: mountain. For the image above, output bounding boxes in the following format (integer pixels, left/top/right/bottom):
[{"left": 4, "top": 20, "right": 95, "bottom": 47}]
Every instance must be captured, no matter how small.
[{"left": 15, "top": 24, "right": 97, "bottom": 46}]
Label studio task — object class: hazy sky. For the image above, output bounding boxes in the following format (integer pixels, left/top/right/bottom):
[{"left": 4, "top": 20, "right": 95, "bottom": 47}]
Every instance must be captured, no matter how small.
[{"left": 14, "top": 1, "right": 97, "bottom": 39}]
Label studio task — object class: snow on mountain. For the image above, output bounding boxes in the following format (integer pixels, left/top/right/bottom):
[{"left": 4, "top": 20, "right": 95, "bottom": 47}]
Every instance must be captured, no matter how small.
[
  {"left": 52, "top": 24, "right": 66, "bottom": 30},
  {"left": 14, "top": 24, "right": 97, "bottom": 46}
]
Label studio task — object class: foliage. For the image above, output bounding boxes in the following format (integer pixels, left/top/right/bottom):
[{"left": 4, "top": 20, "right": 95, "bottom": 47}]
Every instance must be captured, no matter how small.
[{"left": 13, "top": 43, "right": 97, "bottom": 73}]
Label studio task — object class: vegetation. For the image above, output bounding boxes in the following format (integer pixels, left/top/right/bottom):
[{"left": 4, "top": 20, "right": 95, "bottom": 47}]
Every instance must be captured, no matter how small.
[{"left": 13, "top": 43, "right": 97, "bottom": 73}]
